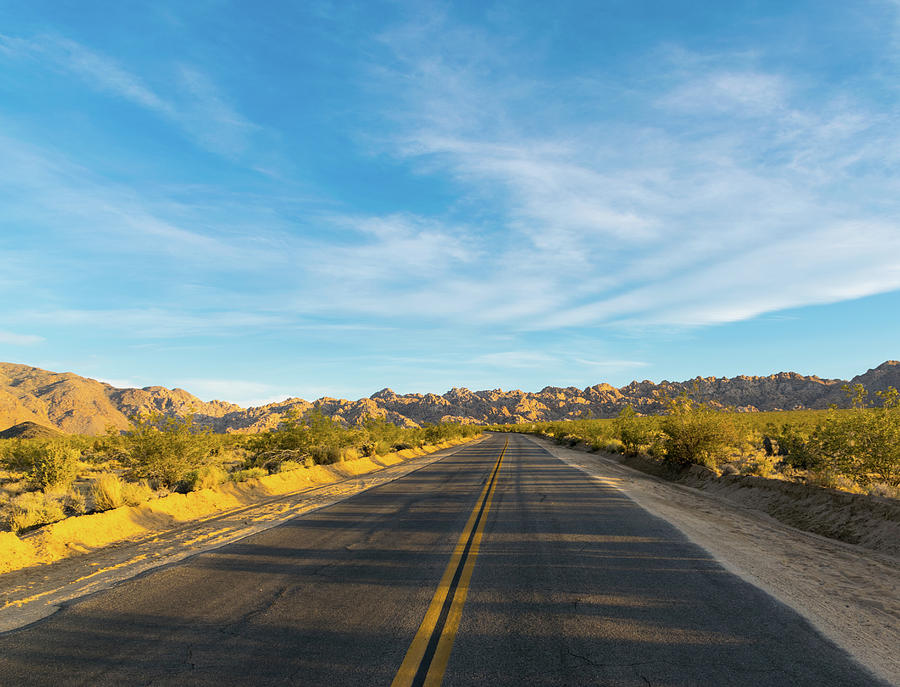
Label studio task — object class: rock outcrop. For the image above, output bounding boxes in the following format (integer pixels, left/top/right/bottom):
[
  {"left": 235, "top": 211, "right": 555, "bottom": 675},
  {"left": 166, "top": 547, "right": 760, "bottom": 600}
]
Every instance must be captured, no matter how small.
[{"left": 0, "top": 360, "right": 897, "bottom": 435}]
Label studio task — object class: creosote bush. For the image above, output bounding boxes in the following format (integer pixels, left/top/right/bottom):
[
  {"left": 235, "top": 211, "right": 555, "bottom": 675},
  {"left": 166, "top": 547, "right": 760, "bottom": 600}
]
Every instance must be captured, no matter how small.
[
  {"left": 178, "top": 465, "right": 226, "bottom": 493},
  {"left": 660, "top": 395, "right": 735, "bottom": 468},
  {"left": 244, "top": 408, "right": 480, "bottom": 470},
  {"left": 614, "top": 406, "right": 655, "bottom": 455},
  {"left": 123, "top": 413, "right": 214, "bottom": 488},
  {"left": 813, "top": 385, "right": 900, "bottom": 486},
  {"left": 30, "top": 441, "right": 79, "bottom": 490}
]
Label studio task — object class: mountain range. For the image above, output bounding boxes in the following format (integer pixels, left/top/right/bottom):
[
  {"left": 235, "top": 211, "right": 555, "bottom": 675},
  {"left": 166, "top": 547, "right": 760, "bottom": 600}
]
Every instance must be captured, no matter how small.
[{"left": 1, "top": 360, "right": 898, "bottom": 435}]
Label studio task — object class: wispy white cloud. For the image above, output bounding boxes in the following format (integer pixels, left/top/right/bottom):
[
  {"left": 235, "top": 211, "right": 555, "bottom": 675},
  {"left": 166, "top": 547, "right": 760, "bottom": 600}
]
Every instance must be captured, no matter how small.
[
  {"left": 472, "top": 351, "right": 556, "bottom": 367},
  {"left": 0, "top": 132, "right": 280, "bottom": 267},
  {"left": 660, "top": 71, "right": 789, "bottom": 115},
  {"left": 0, "top": 331, "right": 44, "bottom": 345},
  {"left": 0, "top": 33, "right": 253, "bottom": 158},
  {"left": 574, "top": 359, "right": 650, "bottom": 369},
  {"left": 23, "top": 308, "right": 283, "bottom": 338},
  {"left": 344, "top": 10, "right": 900, "bottom": 332}
]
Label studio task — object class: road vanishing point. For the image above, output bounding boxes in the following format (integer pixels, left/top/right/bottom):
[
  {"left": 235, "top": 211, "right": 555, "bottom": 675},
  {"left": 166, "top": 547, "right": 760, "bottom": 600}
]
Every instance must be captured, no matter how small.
[{"left": 0, "top": 433, "right": 889, "bottom": 686}]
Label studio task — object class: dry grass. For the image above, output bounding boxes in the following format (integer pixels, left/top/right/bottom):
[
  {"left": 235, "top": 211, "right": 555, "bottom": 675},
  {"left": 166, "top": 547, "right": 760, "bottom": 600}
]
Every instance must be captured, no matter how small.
[
  {"left": 4, "top": 491, "right": 66, "bottom": 532},
  {"left": 91, "top": 473, "right": 124, "bottom": 511}
]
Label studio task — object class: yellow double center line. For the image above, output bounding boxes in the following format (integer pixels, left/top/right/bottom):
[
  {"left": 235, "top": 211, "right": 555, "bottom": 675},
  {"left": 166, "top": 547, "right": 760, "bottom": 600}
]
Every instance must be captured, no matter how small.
[{"left": 391, "top": 437, "right": 508, "bottom": 687}]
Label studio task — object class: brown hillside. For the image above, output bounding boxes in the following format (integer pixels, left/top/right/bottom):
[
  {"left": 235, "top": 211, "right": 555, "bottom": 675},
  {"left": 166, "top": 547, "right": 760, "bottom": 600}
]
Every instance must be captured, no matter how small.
[
  {"left": 0, "top": 361, "right": 896, "bottom": 435},
  {"left": 0, "top": 421, "right": 63, "bottom": 439}
]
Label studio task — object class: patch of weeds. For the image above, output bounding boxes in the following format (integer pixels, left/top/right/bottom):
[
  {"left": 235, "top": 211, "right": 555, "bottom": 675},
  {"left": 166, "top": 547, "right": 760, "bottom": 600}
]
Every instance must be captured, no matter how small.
[
  {"left": 178, "top": 465, "right": 226, "bottom": 492},
  {"left": 229, "top": 467, "right": 267, "bottom": 483},
  {"left": 4, "top": 491, "right": 66, "bottom": 532},
  {"left": 91, "top": 473, "right": 124, "bottom": 511}
]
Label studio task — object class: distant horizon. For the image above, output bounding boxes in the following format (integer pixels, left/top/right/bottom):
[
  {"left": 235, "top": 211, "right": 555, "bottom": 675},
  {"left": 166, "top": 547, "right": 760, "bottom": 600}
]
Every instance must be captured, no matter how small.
[
  {"left": 3, "top": 358, "right": 895, "bottom": 408},
  {"left": 2, "top": 2, "right": 899, "bottom": 407}
]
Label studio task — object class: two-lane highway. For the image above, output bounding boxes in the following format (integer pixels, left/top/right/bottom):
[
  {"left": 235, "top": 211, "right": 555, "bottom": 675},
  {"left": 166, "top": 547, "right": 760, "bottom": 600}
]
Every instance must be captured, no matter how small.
[{"left": 0, "top": 434, "right": 888, "bottom": 685}]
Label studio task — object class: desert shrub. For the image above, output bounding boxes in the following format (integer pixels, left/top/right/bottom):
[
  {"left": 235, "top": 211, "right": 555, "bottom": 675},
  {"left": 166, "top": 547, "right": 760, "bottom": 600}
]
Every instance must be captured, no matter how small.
[
  {"left": 2, "top": 440, "right": 44, "bottom": 471},
  {"left": 91, "top": 473, "right": 124, "bottom": 511},
  {"left": 122, "top": 480, "right": 153, "bottom": 506},
  {"left": 4, "top": 491, "right": 65, "bottom": 532},
  {"left": 178, "top": 465, "right": 226, "bottom": 493},
  {"left": 740, "top": 455, "right": 778, "bottom": 478},
  {"left": 122, "top": 413, "right": 214, "bottom": 488},
  {"left": 230, "top": 467, "right": 267, "bottom": 483},
  {"left": 772, "top": 423, "right": 822, "bottom": 470},
  {"left": 867, "top": 482, "right": 900, "bottom": 500},
  {"left": 83, "top": 426, "right": 128, "bottom": 463},
  {"left": 614, "top": 406, "right": 654, "bottom": 455},
  {"left": 64, "top": 489, "right": 87, "bottom": 515},
  {"left": 807, "top": 469, "right": 862, "bottom": 493},
  {"left": 310, "top": 445, "right": 343, "bottom": 465},
  {"left": 30, "top": 441, "right": 79, "bottom": 489},
  {"left": 660, "top": 395, "right": 736, "bottom": 468},
  {"left": 813, "top": 386, "right": 900, "bottom": 486},
  {"left": 277, "top": 460, "right": 304, "bottom": 472},
  {"left": 599, "top": 439, "right": 625, "bottom": 454}
]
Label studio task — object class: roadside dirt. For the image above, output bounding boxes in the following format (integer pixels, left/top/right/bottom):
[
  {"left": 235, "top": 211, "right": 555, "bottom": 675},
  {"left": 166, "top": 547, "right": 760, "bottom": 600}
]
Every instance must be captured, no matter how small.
[
  {"left": 0, "top": 437, "right": 484, "bottom": 633},
  {"left": 530, "top": 435, "right": 900, "bottom": 686}
]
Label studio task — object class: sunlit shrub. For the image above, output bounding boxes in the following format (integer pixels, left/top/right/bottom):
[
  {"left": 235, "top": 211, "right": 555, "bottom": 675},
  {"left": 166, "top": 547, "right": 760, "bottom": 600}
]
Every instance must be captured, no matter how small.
[
  {"left": 660, "top": 395, "right": 737, "bottom": 468},
  {"left": 178, "top": 465, "right": 226, "bottom": 492},
  {"left": 599, "top": 439, "right": 625, "bottom": 454},
  {"left": 30, "top": 441, "right": 79, "bottom": 489},
  {"left": 4, "top": 491, "right": 66, "bottom": 532},
  {"left": 91, "top": 473, "right": 124, "bottom": 511},
  {"left": 230, "top": 467, "right": 267, "bottom": 482},
  {"left": 123, "top": 413, "right": 214, "bottom": 488}
]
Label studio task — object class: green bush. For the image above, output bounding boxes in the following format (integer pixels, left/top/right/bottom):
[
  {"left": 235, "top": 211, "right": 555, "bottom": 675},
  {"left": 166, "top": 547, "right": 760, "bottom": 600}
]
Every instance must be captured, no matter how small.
[
  {"left": 614, "top": 406, "right": 654, "bottom": 455},
  {"left": 178, "top": 465, "right": 226, "bottom": 492},
  {"left": 2, "top": 440, "right": 44, "bottom": 471},
  {"left": 813, "top": 386, "right": 900, "bottom": 486},
  {"left": 122, "top": 413, "right": 214, "bottom": 488},
  {"left": 660, "top": 395, "right": 736, "bottom": 468},
  {"left": 599, "top": 438, "right": 625, "bottom": 454},
  {"left": 772, "top": 423, "right": 822, "bottom": 470},
  {"left": 122, "top": 480, "right": 154, "bottom": 506},
  {"left": 230, "top": 467, "right": 267, "bottom": 483},
  {"left": 30, "top": 441, "right": 79, "bottom": 489},
  {"left": 4, "top": 491, "right": 66, "bottom": 532}
]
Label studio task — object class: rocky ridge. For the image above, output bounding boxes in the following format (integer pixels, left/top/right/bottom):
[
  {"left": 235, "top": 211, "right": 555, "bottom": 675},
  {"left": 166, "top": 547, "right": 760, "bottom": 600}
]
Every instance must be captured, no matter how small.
[{"left": 0, "top": 360, "right": 897, "bottom": 435}]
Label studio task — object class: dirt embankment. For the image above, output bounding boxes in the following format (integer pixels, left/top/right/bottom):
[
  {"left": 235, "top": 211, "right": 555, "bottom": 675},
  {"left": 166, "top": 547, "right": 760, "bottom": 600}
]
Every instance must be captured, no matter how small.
[
  {"left": 531, "top": 436, "right": 900, "bottom": 686},
  {"left": 616, "top": 452, "right": 900, "bottom": 557}
]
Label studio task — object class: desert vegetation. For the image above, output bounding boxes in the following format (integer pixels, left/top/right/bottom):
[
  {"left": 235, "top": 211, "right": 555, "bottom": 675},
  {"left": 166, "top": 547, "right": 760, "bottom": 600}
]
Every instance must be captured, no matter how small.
[
  {"left": 0, "top": 410, "right": 480, "bottom": 533},
  {"left": 491, "top": 384, "right": 900, "bottom": 497}
]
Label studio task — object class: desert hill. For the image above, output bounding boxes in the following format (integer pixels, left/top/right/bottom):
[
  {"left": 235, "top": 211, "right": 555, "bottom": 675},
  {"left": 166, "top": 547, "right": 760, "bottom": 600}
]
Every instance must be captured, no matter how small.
[
  {"left": 0, "top": 420, "right": 63, "bottom": 440},
  {"left": 0, "top": 360, "right": 897, "bottom": 435}
]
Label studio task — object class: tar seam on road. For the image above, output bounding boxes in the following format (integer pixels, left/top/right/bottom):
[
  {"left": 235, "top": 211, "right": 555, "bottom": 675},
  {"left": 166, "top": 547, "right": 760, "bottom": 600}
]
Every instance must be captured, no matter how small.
[{"left": 390, "top": 437, "right": 508, "bottom": 687}]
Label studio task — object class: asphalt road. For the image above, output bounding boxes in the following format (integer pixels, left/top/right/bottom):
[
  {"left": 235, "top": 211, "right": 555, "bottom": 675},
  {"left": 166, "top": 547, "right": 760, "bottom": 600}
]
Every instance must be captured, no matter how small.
[{"left": 0, "top": 433, "right": 888, "bottom": 686}]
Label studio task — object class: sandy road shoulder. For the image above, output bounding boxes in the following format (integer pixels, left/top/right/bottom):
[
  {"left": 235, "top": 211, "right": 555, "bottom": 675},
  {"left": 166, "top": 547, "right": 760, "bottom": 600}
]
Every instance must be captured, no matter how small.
[{"left": 529, "top": 435, "right": 900, "bottom": 686}]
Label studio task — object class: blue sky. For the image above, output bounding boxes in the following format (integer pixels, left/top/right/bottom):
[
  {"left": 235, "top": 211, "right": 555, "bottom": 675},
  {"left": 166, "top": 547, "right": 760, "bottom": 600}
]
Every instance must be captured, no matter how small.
[{"left": 1, "top": 0, "right": 899, "bottom": 406}]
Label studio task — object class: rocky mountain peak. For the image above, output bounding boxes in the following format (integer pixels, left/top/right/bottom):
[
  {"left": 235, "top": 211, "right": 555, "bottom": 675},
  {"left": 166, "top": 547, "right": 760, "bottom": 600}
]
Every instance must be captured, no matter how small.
[{"left": 0, "top": 361, "right": 897, "bottom": 435}]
